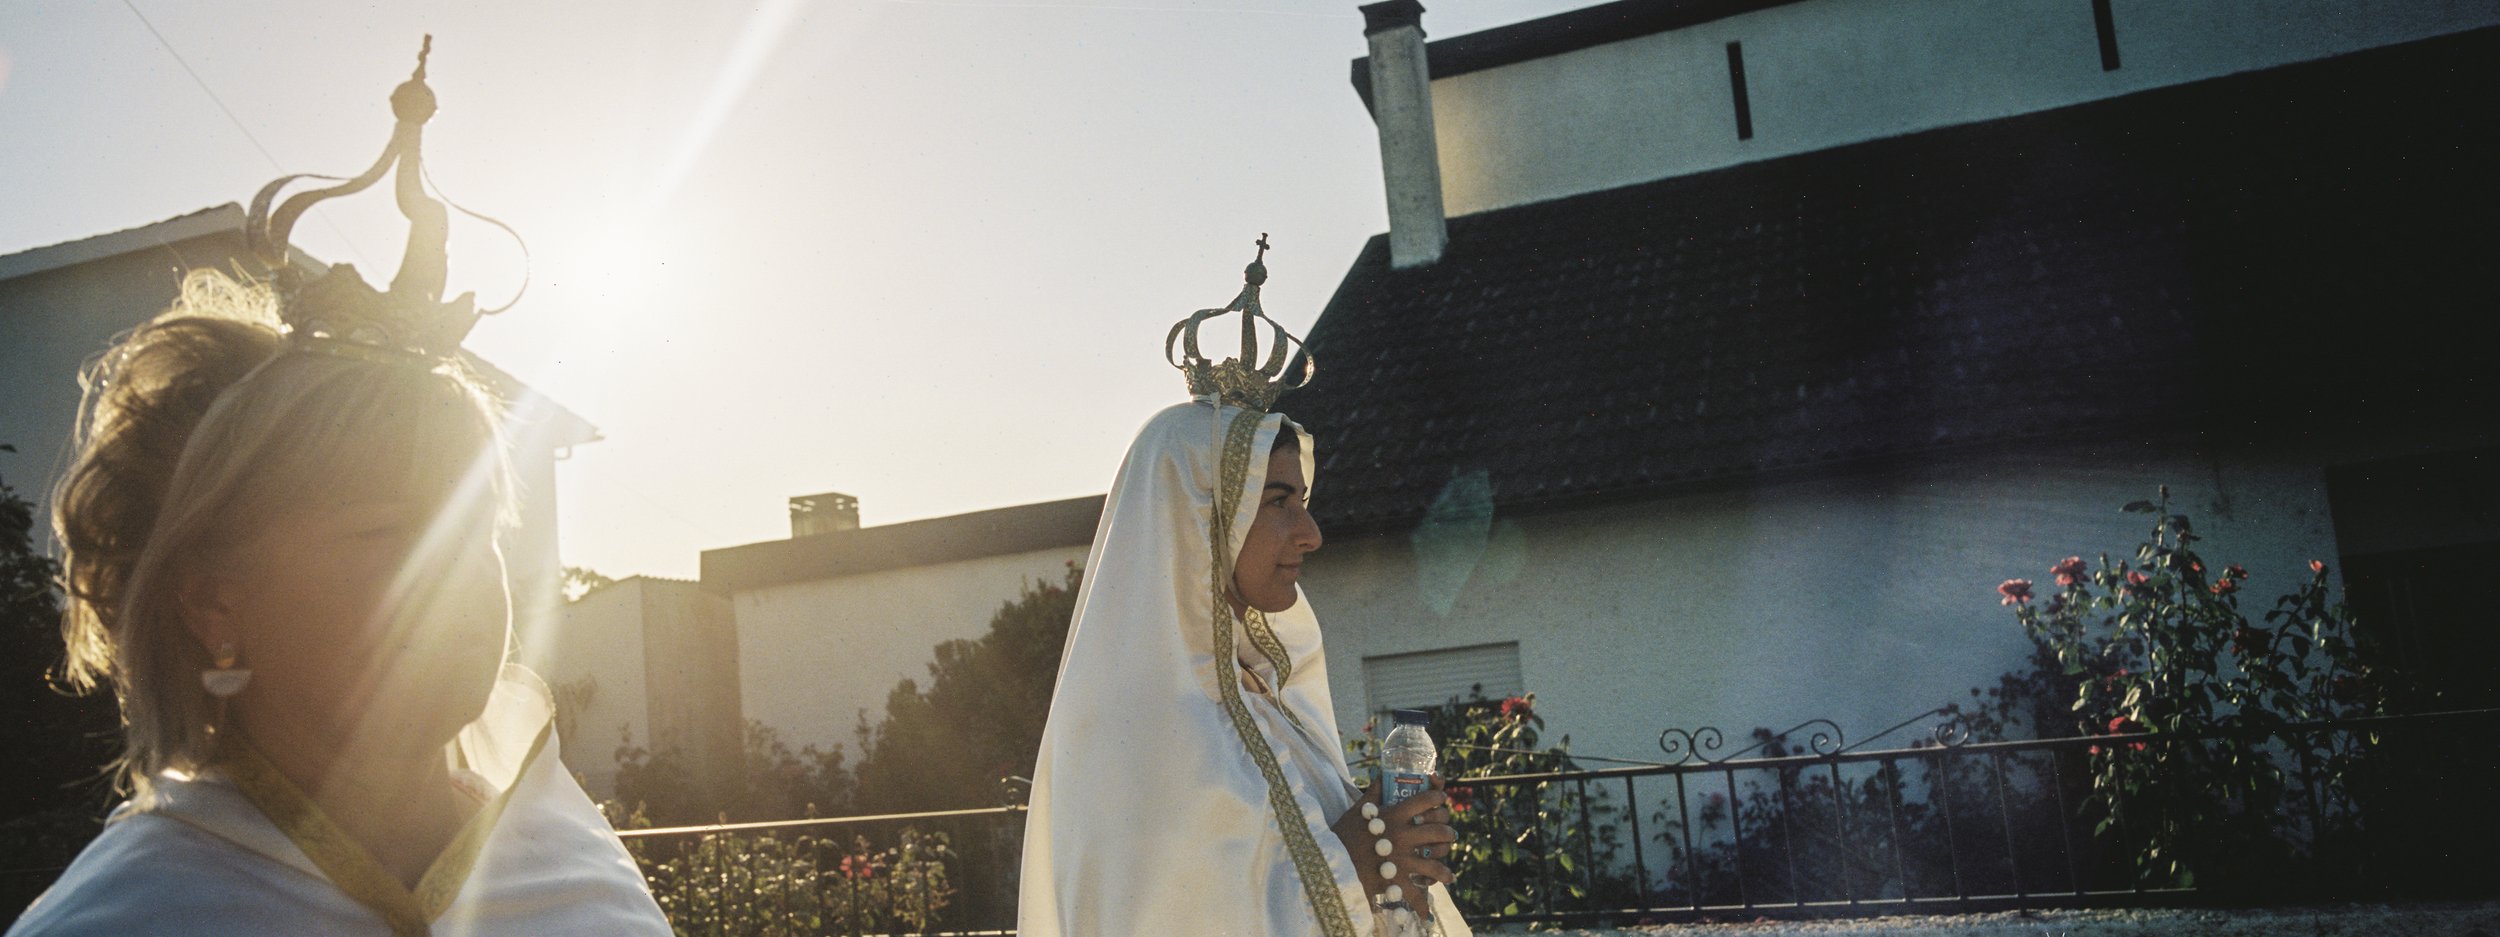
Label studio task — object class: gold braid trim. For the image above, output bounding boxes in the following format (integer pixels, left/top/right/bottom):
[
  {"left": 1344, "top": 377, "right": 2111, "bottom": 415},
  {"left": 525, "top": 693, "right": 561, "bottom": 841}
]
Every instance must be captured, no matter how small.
[
  {"left": 224, "top": 724, "right": 554, "bottom": 936},
  {"left": 1210, "top": 408, "right": 1362, "bottom": 937},
  {"left": 1243, "top": 606, "right": 1295, "bottom": 687},
  {"left": 1243, "top": 608, "right": 1319, "bottom": 741}
]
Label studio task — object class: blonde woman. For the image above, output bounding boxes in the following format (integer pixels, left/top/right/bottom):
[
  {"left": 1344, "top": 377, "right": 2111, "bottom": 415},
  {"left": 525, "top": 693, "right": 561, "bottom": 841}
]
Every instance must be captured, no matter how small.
[{"left": 5, "top": 271, "right": 671, "bottom": 936}]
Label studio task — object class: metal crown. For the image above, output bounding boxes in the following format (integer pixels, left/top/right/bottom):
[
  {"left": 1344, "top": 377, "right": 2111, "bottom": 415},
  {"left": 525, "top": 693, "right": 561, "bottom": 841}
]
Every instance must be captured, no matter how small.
[
  {"left": 243, "top": 36, "right": 516, "bottom": 362},
  {"left": 1164, "top": 235, "right": 1315, "bottom": 412}
]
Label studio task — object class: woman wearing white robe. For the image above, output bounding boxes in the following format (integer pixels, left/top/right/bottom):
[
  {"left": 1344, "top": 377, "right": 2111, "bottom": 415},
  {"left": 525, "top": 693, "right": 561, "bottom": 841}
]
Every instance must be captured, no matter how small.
[
  {"left": 9, "top": 668, "right": 668, "bottom": 936},
  {"left": 11, "top": 267, "right": 673, "bottom": 936},
  {"left": 1019, "top": 399, "right": 1474, "bottom": 937}
]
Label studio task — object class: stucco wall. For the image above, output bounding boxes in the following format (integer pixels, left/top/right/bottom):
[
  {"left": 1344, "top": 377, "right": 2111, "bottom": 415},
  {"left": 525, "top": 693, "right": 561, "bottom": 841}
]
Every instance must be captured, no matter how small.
[
  {"left": 1428, "top": 0, "right": 2500, "bottom": 216},
  {"left": 734, "top": 544, "right": 1089, "bottom": 753},
  {"left": 533, "top": 578, "right": 655, "bottom": 797},
  {"left": 639, "top": 578, "right": 741, "bottom": 800},
  {"left": 1306, "top": 442, "right": 2343, "bottom": 765}
]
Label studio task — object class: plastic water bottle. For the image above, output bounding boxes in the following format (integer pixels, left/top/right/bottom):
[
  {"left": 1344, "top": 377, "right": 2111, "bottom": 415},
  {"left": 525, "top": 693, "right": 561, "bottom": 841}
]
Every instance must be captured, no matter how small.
[
  {"left": 1381, "top": 708, "right": 1438, "bottom": 811},
  {"left": 1376, "top": 708, "right": 1437, "bottom": 920}
]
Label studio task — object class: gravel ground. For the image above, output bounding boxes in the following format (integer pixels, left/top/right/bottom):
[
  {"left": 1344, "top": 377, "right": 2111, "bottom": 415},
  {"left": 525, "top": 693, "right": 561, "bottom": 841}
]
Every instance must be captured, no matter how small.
[{"left": 1476, "top": 903, "right": 2500, "bottom": 936}]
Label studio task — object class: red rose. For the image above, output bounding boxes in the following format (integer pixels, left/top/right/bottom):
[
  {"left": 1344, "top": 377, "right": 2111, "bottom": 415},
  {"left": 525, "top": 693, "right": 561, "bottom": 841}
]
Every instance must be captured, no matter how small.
[
  {"left": 2210, "top": 578, "right": 2239, "bottom": 596},
  {"left": 2120, "top": 571, "right": 2151, "bottom": 599},
  {"left": 1998, "top": 579, "right": 2035, "bottom": 606},
  {"left": 2051, "top": 557, "right": 2087, "bottom": 587},
  {"left": 2311, "top": 559, "right": 2327, "bottom": 574},
  {"left": 2225, "top": 563, "right": 2248, "bottom": 580},
  {"left": 2103, "top": 716, "right": 2149, "bottom": 752},
  {"left": 1499, "top": 696, "right": 1533, "bottom": 719}
]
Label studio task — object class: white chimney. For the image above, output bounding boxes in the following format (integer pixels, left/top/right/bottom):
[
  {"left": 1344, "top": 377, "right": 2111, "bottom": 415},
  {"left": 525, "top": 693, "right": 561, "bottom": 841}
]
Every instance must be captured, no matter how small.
[
  {"left": 1361, "top": 0, "right": 1447, "bottom": 269},
  {"left": 788, "top": 492, "right": 860, "bottom": 537}
]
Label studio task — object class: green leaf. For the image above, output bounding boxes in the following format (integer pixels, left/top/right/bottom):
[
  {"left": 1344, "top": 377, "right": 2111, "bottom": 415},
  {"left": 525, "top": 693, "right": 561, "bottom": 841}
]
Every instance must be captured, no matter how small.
[{"left": 2123, "top": 500, "right": 2158, "bottom": 513}]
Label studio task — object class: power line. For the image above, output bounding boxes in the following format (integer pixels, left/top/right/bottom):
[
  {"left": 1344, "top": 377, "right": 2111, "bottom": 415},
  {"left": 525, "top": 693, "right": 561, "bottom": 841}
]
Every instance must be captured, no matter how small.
[
  {"left": 118, "top": 0, "right": 374, "bottom": 267},
  {"left": 119, "top": 0, "right": 284, "bottom": 172}
]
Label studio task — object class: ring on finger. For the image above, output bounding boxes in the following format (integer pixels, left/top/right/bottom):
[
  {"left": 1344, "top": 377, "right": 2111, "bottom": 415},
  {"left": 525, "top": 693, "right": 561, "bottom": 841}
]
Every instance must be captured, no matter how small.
[{"left": 1415, "top": 845, "right": 1434, "bottom": 860}]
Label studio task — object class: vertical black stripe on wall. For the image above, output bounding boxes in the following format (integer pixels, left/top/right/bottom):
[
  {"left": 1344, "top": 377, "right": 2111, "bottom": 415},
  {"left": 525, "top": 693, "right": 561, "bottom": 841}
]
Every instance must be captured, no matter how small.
[
  {"left": 1726, "top": 41, "right": 1754, "bottom": 140},
  {"left": 2093, "top": 0, "right": 2122, "bottom": 70}
]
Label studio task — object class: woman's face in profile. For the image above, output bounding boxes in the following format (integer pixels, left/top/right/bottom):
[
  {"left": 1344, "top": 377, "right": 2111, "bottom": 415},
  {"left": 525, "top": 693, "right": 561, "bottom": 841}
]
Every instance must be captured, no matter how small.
[
  {"left": 1233, "top": 446, "right": 1323, "bottom": 613},
  {"left": 210, "top": 477, "right": 511, "bottom": 748}
]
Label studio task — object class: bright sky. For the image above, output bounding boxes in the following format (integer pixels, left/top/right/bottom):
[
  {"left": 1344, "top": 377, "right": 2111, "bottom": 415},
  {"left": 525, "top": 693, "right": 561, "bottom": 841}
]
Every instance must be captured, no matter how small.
[{"left": 0, "top": 0, "right": 1583, "bottom": 579}]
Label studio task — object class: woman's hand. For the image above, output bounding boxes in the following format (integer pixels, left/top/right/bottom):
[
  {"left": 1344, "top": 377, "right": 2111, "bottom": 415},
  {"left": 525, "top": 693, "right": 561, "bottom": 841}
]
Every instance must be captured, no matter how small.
[{"left": 1331, "top": 775, "right": 1457, "bottom": 899}]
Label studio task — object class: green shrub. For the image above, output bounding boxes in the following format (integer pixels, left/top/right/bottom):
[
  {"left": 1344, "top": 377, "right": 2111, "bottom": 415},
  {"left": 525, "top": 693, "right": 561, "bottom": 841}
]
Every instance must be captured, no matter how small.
[
  {"left": 624, "top": 826, "right": 955, "bottom": 936},
  {"left": 1999, "top": 487, "right": 2384, "bottom": 889},
  {"left": 1355, "top": 692, "right": 1633, "bottom": 920}
]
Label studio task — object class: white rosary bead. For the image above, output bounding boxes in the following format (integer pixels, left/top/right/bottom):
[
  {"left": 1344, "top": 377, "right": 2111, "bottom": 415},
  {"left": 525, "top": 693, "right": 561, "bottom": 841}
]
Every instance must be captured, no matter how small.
[
  {"left": 1367, "top": 818, "right": 1387, "bottom": 836},
  {"left": 1373, "top": 837, "right": 1394, "bottom": 857},
  {"left": 1378, "top": 860, "right": 1399, "bottom": 880},
  {"left": 1383, "top": 884, "right": 1404, "bottom": 903},
  {"left": 1360, "top": 802, "right": 1380, "bottom": 821}
]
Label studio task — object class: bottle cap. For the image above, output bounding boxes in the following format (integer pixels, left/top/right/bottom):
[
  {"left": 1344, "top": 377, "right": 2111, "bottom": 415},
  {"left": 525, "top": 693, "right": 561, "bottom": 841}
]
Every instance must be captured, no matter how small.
[{"left": 1392, "top": 708, "right": 1431, "bottom": 726}]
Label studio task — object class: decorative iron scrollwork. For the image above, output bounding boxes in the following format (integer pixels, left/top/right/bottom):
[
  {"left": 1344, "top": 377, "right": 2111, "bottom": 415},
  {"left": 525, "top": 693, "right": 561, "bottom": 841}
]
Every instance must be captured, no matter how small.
[
  {"left": 1656, "top": 726, "right": 1726, "bottom": 765},
  {"left": 1657, "top": 706, "right": 1974, "bottom": 764}
]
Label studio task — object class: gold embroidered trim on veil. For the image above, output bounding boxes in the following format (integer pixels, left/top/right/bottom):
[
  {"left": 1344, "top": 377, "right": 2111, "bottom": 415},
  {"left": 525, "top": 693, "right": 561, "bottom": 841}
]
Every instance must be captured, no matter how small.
[
  {"left": 1209, "top": 407, "right": 1361, "bottom": 937},
  {"left": 224, "top": 724, "right": 554, "bottom": 936},
  {"left": 1243, "top": 606, "right": 1296, "bottom": 686}
]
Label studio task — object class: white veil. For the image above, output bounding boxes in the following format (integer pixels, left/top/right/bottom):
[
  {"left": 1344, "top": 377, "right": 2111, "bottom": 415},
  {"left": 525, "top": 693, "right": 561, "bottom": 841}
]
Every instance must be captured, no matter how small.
[{"left": 1018, "top": 400, "right": 1375, "bottom": 937}]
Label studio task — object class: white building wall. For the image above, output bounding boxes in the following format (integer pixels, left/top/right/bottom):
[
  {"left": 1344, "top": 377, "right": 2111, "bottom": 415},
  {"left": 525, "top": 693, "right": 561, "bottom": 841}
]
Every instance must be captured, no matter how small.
[
  {"left": 530, "top": 578, "right": 654, "bottom": 797},
  {"left": 1308, "top": 443, "right": 2342, "bottom": 765},
  {"left": 735, "top": 545, "right": 1089, "bottom": 753},
  {"left": 1428, "top": 0, "right": 2500, "bottom": 216}
]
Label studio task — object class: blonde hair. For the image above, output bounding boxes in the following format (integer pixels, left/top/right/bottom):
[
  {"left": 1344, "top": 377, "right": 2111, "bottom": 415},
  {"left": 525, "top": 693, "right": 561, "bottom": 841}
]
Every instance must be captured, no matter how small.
[{"left": 53, "top": 269, "right": 515, "bottom": 797}]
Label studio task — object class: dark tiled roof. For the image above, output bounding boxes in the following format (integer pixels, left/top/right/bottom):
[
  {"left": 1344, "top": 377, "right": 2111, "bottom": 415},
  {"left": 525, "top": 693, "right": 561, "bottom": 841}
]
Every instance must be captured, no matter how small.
[{"left": 1292, "top": 27, "right": 2500, "bottom": 530}]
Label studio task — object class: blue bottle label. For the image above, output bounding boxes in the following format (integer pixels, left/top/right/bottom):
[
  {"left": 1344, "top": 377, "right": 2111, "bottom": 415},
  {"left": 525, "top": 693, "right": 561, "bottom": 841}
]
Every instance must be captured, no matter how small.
[{"left": 1387, "top": 771, "right": 1430, "bottom": 806}]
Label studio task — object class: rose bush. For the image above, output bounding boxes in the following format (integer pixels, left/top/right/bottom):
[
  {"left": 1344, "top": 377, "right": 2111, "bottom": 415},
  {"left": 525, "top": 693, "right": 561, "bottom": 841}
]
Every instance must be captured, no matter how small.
[
  {"left": 2002, "top": 487, "right": 2386, "bottom": 890},
  {"left": 1355, "top": 691, "right": 1635, "bottom": 919}
]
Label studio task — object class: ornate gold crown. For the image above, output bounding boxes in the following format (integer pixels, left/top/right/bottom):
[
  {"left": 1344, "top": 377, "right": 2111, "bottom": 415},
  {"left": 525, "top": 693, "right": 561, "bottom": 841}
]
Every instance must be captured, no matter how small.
[
  {"left": 1164, "top": 235, "right": 1315, "bottom": 412},
  {"left": 244, "top": 36, "right": 519, "bottom": 362}
]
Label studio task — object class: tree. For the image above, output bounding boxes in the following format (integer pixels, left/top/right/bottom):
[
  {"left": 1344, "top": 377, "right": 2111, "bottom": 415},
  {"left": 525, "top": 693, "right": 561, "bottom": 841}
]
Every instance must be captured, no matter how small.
[
  {"left": 563, "top": 565, "right": 617, "bottom": 602},
  {"left": 0, "top": 446, "right": 121, "bottom": 916},
  {"left": 848, "top": 563, "right": 1081, "bottom": 813}
]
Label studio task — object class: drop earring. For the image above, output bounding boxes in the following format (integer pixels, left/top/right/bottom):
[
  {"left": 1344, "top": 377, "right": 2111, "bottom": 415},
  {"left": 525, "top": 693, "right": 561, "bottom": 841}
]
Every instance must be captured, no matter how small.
[
  {"left": 202, "top": 642, "right": 252, "bottom": 697},
  {"left": 202, "top": 643, "right": 251, "bottom": 741}
]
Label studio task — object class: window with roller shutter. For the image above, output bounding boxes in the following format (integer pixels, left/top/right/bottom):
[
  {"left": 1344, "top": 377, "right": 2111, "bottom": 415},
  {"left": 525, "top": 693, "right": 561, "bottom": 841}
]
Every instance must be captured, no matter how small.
[{"left": 1361, "top": 641, "right": 1523, "bottom": 715}]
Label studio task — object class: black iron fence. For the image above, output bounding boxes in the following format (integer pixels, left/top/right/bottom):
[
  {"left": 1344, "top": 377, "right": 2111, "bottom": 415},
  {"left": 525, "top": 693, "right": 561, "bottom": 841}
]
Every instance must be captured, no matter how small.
[
  {"left": 615, "top": 805, "right": 1028, "bottom": 936},
  {"left": 609, "top": 708, "right": 2500, "bottom": 933},
  {"left": 1438, "top": 707, "right": 2500, "bottom": 927}
]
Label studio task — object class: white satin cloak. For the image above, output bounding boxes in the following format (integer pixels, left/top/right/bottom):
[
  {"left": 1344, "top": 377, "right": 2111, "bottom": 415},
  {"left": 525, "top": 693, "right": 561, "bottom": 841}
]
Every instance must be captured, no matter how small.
[
  {"left": 1019, "top": 400, "right": 1471, "bottom": 937},
  {"left": 7, "top": 666, "right": 672, "bottom": 937}
]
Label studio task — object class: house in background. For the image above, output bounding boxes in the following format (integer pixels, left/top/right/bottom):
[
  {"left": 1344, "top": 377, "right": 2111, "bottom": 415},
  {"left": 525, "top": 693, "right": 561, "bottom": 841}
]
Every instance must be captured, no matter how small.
[
  {"left": 699, "top": 493, "right": 1095, "bottom": 761},
  {"left": 1279, "top": 0, "right": 2500, "bottom": 762},
  {"left": 577, "top": 2, "right": 2497, "bottom": 781},
  {"left": 0, "top": 205, "right": 604, "bottom": 749},
  {"left": 535, "top": 575, "right": 738, "bottom": 801}
]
